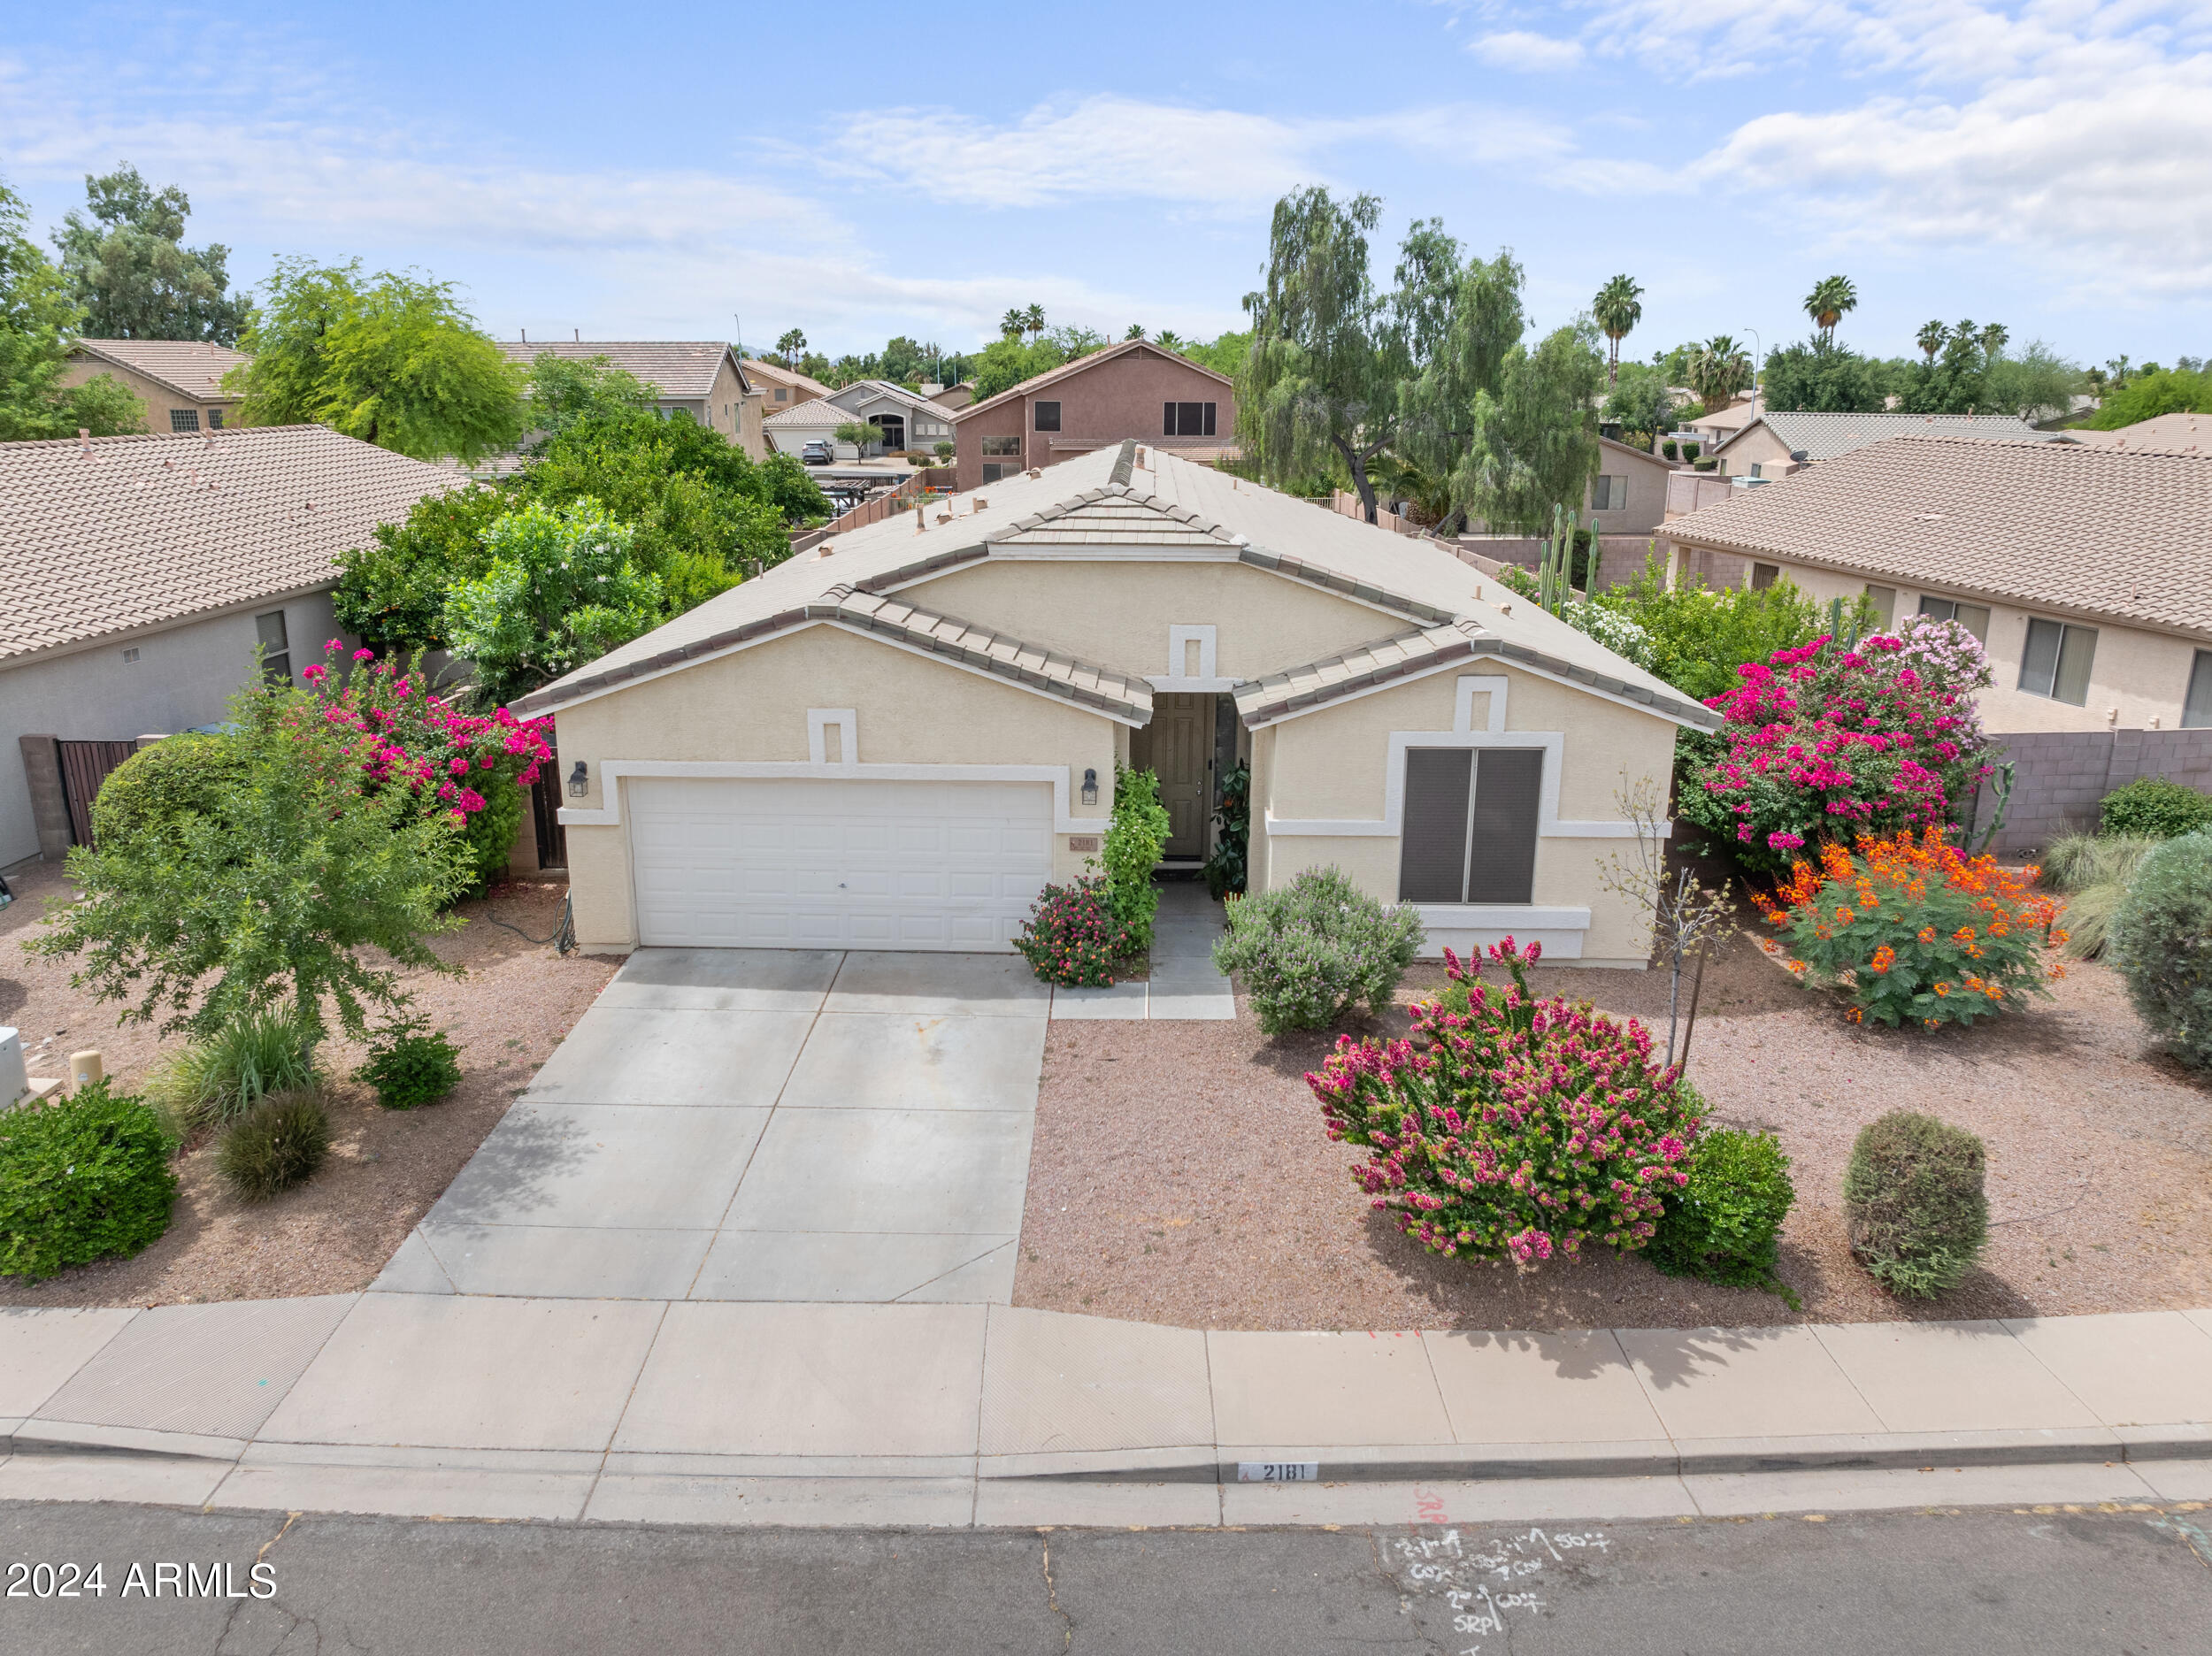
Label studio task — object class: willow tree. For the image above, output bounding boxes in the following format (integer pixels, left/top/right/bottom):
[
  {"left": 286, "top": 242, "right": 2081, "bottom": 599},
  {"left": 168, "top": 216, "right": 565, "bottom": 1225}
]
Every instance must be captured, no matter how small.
[
  {"left": 1390, "top": 220, "right": 1528, "bottom": 534},
  {"left": 1240, "top": 188, "right": 1406, "bottom": 521}
]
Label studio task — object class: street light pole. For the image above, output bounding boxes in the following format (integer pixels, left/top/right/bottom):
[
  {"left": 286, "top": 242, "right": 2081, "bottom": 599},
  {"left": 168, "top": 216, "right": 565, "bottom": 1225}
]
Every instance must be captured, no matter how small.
[{"left": 1742, "top": 326, "right": 1763, "bottom": 410}]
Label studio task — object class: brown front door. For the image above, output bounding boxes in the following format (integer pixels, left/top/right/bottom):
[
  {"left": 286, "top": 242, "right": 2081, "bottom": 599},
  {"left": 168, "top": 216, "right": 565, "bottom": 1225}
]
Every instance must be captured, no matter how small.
[{"left": 1133, "top": 693, "right": 1210, "bottom": 859}]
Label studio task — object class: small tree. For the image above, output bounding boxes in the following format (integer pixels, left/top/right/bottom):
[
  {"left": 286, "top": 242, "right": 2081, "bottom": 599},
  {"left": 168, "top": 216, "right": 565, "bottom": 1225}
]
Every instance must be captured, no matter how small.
[
  {"left": 1598, "top": 774, "right": 1738, "bottom": 1069},
  {"left": 833, "top": 418, "right": 876, "bottom": 455}
]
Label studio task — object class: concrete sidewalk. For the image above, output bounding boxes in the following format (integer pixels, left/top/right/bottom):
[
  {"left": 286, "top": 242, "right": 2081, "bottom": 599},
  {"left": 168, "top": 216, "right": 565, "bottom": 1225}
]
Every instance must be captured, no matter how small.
[{"left": 4, "top": 1297, "right": 2208, "bottom": 1528}]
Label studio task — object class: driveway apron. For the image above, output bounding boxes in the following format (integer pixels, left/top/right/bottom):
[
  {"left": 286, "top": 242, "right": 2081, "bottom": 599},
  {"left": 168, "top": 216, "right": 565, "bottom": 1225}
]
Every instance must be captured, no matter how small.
[{"left": 383, "top": 950, "right": 1046, "bottom": 1305}]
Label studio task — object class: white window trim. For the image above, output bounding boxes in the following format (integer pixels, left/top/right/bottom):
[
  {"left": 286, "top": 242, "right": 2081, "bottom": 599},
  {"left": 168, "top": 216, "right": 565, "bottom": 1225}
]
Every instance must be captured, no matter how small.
[
  {"left": 807, "top": 709, "right": 857, "bottom": 766},
  {"left": 1150, "top": 624, "right": 1233, "bottom": 692},
  {"left": 1263, "top": 673, "right": 1669, "bottom": 841},
  {"left": 558, "top": 761, "right": 1109, "bottom": 835}
]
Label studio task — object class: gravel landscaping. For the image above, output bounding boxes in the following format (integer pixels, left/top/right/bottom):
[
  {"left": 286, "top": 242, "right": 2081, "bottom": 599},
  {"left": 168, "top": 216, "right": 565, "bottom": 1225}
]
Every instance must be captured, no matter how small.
[
  {"left": 1016, "top": 930, "right": 2212, "bottom": 1330},
  {"left": 0, "top": 859, "right": 617, "bottom": 1307}
]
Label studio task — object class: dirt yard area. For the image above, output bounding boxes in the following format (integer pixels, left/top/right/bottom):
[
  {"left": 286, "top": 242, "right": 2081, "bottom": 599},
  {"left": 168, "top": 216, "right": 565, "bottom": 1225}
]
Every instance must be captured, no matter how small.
[
  {"left": 0, "top": 859, "right": 617, "bottom": 1307},
  {"left": 1015, "top": 932, "right": 2212, "bottom": 1330}
]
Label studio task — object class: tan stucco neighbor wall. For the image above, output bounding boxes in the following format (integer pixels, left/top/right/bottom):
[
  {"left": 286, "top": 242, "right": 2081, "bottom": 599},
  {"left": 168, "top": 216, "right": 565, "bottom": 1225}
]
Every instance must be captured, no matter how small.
[
  {"left": 1250, "top": 663, "right": 1673, "bottom": 966},
  {"left": 552, "top": 623, "right": 1120, "bottom": 950}
]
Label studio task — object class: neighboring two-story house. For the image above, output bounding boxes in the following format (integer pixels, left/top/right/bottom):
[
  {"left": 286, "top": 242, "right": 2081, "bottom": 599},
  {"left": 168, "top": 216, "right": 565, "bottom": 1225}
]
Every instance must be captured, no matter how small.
[
  {"left": 496, "top": 340, "right": 765, "bottom": 458},
  {"left": 764, "top": 380, "right": 959, "bottom": 459},
  {"left": 1583, "top": 436, "right": 1679, "bottom": 536},
  {"left": 60, "top": 339, "right": 249, "bottom": 433},
  {"left": 951, "top": 341, "right": 1236, "bottom": 490},
  {"left": 741, "top": 358, "right": 833, "bottom": 415}
]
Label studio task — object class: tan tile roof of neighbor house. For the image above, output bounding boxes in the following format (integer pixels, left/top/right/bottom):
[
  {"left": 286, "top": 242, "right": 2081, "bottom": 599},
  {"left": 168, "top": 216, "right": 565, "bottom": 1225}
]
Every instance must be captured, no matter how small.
[
  {"left": 495, "top": 341, "right": 748, "bottom": 401},
  {"left": 1718, "top": 410, "right": 2052, "bottom": 463},
  {"left": 951, "top": 339, "right": 1233, "bottom": 424},
  {"left": 1663, "top": 435, "right": 2212, "bottom": 638},
  {"left": 72, "top": 338, "right": 250, "bottom": 401},
  {"left": 0, "top": 426, "right": 462, "bottom": 664},
  {"left": 517, "top": 441, "right": 1718, "bottom": 729},
  {"left": 2062, "top": 411, "right": 2209, "bottom": 455},
  {"left": 764, "top": 401, "right": 856, "bottom": 430},
  {"left": 741, "top": 358, "right": 833, "bottom": 398}
]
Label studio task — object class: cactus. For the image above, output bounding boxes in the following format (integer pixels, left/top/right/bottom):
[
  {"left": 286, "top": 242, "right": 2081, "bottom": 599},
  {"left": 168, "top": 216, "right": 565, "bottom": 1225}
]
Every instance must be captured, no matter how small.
[{"left": 1965, "top": 760, "right": 2016, "bottom": 856}]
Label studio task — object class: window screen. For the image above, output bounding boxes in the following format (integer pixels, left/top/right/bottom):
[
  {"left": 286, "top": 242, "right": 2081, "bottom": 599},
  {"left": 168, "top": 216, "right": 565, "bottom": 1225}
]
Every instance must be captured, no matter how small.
[
  {"left": 981, "top": 463, "right": 1010, "bottom": 484},
  {"left": 2019, "top": 617, "right": 2096, "bottom": 706},
  {"left": 1916, "top": 594, "right": 1991, "bottom": 643},
  {"left": 256, "top": 610, "right": 291, "bottom": 685},
  {"left": 1863, "top": 585, "right": 1895, "bottom": 628},
  {"left": 170, "top": 408, "right": 200, "bottom": 432},
  {"left": 1162, "top": 402, "right": 1217, "bottom": 436},
  {"left": 208, "top": 408, "right": 225, "bottom": 429},
  {"left": 2185, "top": 650, "right": 2212, "bottom": 728},
  {"left": 1395, "top": 748, "right": 1542, "bottom": 905},
  {"left": 1751, "top": 563, "right": 1778, "bottom": 591},
  {"left": 1033, "top": 401, "right": 1060, "bottom": 432}
]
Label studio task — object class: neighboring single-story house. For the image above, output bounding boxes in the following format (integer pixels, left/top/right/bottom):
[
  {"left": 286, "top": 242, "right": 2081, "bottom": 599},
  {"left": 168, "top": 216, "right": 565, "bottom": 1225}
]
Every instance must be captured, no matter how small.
[
  {"left": 1583, "top": 435, "right": 1679, "bottom": 535},
  {"left": 1678, "top": 395, "right": 1761, "bottom": 451},
  {"left": 764, "top": 380, "right": 958, "bottom": 458},
  {"left": 741, "top": 358, "right": 833, "bottom": 413},
  {"left": 1660, "top": 435, "right": 2212, "bottom": 732},
  {"left": 496, "top": 340, "right": 765, "bottom": 458},
  {"left": 927, "top": 381, "right": 975, "bottom": 410},
  {"left": 2, "top": 426, "right": 462, "bottom": 864},
  {"left": 1707, "top": 410, "right": 2055, "bottom": 479},
  {"left": 2061, "top": 411, "right": 2208, "bottom": 454},
  {"left": 60, "top": 338, "right": 250, "bottom": 433},
  {"left": 516, "top": 441, "right": 1717, "bottom": 964},
  {"left": 951, "top": 340, "right": 1237, "bottom": 491}
]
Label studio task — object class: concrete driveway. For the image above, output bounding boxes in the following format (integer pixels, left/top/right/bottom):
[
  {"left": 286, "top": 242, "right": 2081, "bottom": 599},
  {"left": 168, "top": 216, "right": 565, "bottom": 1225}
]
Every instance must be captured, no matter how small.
[{"left": 374, "top": 950, "right": 1048, "bottom": 1305}]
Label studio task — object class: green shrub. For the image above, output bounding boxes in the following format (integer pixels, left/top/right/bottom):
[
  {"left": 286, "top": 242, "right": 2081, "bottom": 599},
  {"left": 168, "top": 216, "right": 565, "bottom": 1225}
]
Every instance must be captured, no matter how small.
[
  {"left": 1649, "top": 1126, "right": 1799, "bottom": 1304},
  {"left": 2039, "top": 832, "right": 2158, "bottom": 958},
  {"left": 1102, "top": 763, "right": 1171, "bottom": 949},
  {"left": 89, "top": 734, "right": 250, "bottom": 845},
  {"left": 1214, "top": 866, "right": 1424, "bottom": 1035},
  {"left": 2108, "top": 830, "right": 2212, "bottom": 1069},
  {"left": 1013, "top": 875, "right": 1134, "bottom": 987},
  {"left": 217, "top": 1088, "right": 332, "bottom": 1201},
  {"left": 0, "top": 1080, "right": 179, "bottom": 1281},
  {"left": 142, "top": 1008, "right": 318, "bottom": 1134},
  {"left": 357, "top": 1019, "right": 464, "bottom": 1108},
  {"left": 2099, "top": 777, "right": 2212, "bottom": 840},
  {"left": 1843, "top": 1110, "right": 1989, "bottom": 1299}
]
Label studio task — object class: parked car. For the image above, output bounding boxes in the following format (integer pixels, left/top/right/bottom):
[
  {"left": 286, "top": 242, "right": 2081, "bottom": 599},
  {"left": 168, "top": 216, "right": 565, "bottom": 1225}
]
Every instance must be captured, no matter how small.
[{"left": 800, "top": 441, "right": 834, "bottom": 466}]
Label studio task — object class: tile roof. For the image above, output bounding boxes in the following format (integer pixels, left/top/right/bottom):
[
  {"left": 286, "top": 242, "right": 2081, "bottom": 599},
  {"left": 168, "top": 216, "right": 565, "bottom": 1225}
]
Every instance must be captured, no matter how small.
[
  {"left": 72, "top": 339, "right": 250, "bottom": 402},
  {"left": 495, "top": 341, "right": 747, "bottom": 401},
  {"left": 951, "top": 339, "right": 1233, "bottom": 424},
  {"left": 1, "top": 426, "right": 463, "bottom": 664},
  {"left": 1662, "top": 435, "right": 2212, "bottom": 638},
  {"left": 764, "top": 401, "right": 856, "bottom": 429},
  {"left": 517, "top": 441, "right": 1717, "bottom": 727},
  {"left": 1719, "top": 409, "right": 2054, "bottom": 463},
  {"left": 741, "top": 358, "right": 833, "bottom": 398},
  {"left": 2062, "top": 411, "right": 2209, "bottom": 455}
]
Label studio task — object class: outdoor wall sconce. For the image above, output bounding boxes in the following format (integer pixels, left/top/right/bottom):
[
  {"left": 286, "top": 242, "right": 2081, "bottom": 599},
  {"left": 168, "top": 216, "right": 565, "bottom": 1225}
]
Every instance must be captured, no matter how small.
[
  {"left": 1080, "top": 767, "right": 1099, "bottom": 807},
  {"left": 567, "top": 760, "right": 589, "bottom": 799}
]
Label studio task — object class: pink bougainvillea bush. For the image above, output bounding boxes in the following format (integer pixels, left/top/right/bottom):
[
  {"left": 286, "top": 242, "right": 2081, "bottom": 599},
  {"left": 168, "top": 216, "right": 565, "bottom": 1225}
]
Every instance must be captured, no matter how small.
[
  {"left": 293, "top": 640, "right": 553, "bottom": 890},
  {"left": 1013, "top": 875, "right": 1135, "bottom": 987},
  {"left": 1678, "top": 614, "right": 1995, "bottom": 870},
  {"left": 1306, "top": 939, "right": 1701, "bottom": 1268}
]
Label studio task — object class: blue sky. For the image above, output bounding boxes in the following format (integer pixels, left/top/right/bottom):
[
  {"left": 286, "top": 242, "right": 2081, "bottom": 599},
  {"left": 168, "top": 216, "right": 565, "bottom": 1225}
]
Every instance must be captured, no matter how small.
[{"left": 3, "top": 2, "right": 2207, "bottom": 366}]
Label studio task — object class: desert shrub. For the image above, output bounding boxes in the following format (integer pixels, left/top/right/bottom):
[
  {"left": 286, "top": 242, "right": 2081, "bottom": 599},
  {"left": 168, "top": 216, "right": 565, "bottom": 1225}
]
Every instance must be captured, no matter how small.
[
  {"left": 1755, "top": 828, "right": 2065, "bottom": 1029},
  {"left": 1679, "top": 617, "right": 1995, "bottom": 869},
  {"left": 217, "top": 1087, "right": 332, "bottom": 1201},
  {"left": 0, "top": 1079, "right": 178, "bottom": 1281},
  {"left": 1102, "top": 763, "right": 1171, "bottom": 949},
  {"left": 2108, "top": 830, "right": 2212, "bottom": 1070},
  {"left": 1649, "top": 1126, "right": 1798, "bottom": 1302},
  {"left": 2040, "top": 832, "right": 2158, "bottom": 959},
  {"left": 1013, "top": 875, "right": 1134, "bottom": 987},
  {"left": 90, "top": 734, "right": 252, "bottom": 846},
  {"left": 357, "top": 1019, "right": 463, "bottom": 1108},
  {"left": 1310, "top": 939, "right": 1699, "bottom": 1264},
  {"left": 1215, "top": 867, "right": 1424, "bottom": 1035},
  {"left": 1843, "top": 1110, "right": 1988, "bottom": 1299},
  {"left": 142, "top": 1008, "right": 319, "bottom": 1134},
  {"left": 2099, "top": 777, "right": 2212, "bottom": 840}
]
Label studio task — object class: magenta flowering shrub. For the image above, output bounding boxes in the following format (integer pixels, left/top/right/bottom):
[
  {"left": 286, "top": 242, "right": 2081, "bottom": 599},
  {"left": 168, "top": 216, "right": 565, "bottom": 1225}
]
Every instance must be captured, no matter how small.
[
  {"left": 1306, "top": 939, "right": 1701, "bottom": 1268},
  {"left": 1013, "top": 875, "right": 1135, "bottom": 987},
  {"left": 292, "top": 640, "right": 553, "bottom": 889},
  {"left": 1679, "top": 616, "right": 1994, "bottom": 870}
]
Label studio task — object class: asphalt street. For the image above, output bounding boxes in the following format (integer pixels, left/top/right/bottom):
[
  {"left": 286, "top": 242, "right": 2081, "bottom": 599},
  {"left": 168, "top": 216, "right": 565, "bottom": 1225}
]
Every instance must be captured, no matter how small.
[{"left": 3, "top": 1497, "right": 2209, "bottom": 1654}]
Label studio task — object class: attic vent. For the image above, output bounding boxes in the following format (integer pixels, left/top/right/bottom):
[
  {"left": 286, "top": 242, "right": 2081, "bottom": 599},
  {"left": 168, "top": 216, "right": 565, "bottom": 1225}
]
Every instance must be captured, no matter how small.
[{"left": 1912, "top": 512, "right": 1947, "bottom": 523}]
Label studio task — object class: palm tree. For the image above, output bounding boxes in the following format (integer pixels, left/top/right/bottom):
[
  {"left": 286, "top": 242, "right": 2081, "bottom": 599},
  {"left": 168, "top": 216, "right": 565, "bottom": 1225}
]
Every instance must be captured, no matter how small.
[
  {"left": 1802, "top": 275, "right": 1858, "bottom": 346},
  {"left": 1593, "top": 274, "right": 1644, "bottom": 385},
  {"left": 1000, "top": 307, "right": 1025, "bottom": 339},
  {"left": 774, "top": 328, "right": 806, "bottom": 368},
  {"left": 1125, "top": 324, "right": 1147, "bottom": 340},
  {"left": 2107, "top": 353, "right": 2132, "bottom": 388},
  {"left": 1916, "top": 320, "right": 1946, "bottom": 364},
  {"left": 1022, "top": 303, "right": 1046, "bottom": 341},
  {"left": 1978, "top": 322, "right": 2009, "bottom": 363},
  {"left": 1156, "top": 329, "right": 1183, "bottom": 351},
  {"left": 1688, "top": 334, "right": 1752, "bottom": 412}
]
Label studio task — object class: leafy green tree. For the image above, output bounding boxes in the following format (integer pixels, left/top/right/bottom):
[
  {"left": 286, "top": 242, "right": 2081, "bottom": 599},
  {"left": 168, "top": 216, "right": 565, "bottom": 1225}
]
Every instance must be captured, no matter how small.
[
  {"left": 1982, "top": 341, "right": 2085, "bottom": 424},
  {"left": 1760, "top": 340, "right": 1886, "bottom": 413},
  {"left": 1687, "top": 334, "right": 1752, "bottom": 412},
  {"left": 1801, "top": 274, "right": 1858, "bottom": 346},
  {"left": 774, "top": 327, "right": 806, "bottom": 367},
  {"left": 0, "top": 178, "right": 146, "bottom": 439},
  {"left": 1462, "top": 320, "right": 1606, "bottom": 534},
  {"left": 523, "top": 352, "right": 654, "bottom": 437},
  {"left": 228, "top": 258, "right": 524, "bottom": 462},
  {"left": 761, "top": 450, "right": 832, "bottom": 521},
  {"left": 1899, "top": 319, "right": 1992, "bottom": 414},
  {"left": 522, "top": 410, "right": 791, "bottom": 575},
  {"left": 1390, "top": 219, "right": 1530, "bottom": 531},
  {"left": 1178, "top": 330, "right": 1251, "bottom": 378},
  {"left": 332, "top": 485, "right": 510, "bottom": 652},
  {"left": 879, "top": 334, "right": 927, "bottom": 384},
  {"left": 442, "top": 498, "right": 662, "bottom": 708},
  {"left": 1592, "top": 559, "right": 1832, "bottom": 703},
  {"left": 1602, "top": 362, "right": 1678, "bottom": 447},
  {"left": 2086, "top": 365, "right": 2208, "bottom": 428},
  {"left": 51, "top": 165, "right": 250, "bottom": 343},
  {"left": 1593, "top": 273, "right": 1643, "bottom": 384},
  {"left": 972, "top": 334, "right": 1067, "bottom": 401},
  {"left": 29, "top": 682, "right": 468, "bottom": 1040},
  {"left": 796, "top": 349, "right": 833, "bottom": 382}
]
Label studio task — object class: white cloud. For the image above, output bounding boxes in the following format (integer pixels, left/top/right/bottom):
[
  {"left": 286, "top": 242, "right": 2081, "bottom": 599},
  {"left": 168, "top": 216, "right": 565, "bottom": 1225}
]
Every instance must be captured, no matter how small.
[{"left": 1470, "top": 30, "right": 1587, "bottom": 71}]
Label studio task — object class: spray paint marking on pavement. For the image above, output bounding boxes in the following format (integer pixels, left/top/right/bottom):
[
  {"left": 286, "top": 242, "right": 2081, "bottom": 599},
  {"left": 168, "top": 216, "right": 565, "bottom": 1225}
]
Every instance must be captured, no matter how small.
[{"left": 1386, "top": 1525, "right": 1609, "bottom": 1652}]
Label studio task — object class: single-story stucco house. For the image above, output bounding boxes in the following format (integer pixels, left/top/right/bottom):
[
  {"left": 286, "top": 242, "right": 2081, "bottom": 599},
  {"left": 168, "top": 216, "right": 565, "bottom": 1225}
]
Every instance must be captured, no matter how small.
[{"left": 515, "top": 441, "right": 1717, "bottom": 964}]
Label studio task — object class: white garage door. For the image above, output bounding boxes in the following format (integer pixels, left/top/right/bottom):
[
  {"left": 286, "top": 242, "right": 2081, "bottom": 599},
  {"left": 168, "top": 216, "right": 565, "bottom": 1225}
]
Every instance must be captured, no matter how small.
[{"left": 628, "top": 777, "right": 1054, "bottom": 950}]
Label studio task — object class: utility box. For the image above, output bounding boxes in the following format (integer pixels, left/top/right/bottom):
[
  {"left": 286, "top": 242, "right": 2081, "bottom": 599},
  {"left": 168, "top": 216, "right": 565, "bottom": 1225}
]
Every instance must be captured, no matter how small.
[{"left": 0, "top": 1028, "right": 27, "bottom": 1110}]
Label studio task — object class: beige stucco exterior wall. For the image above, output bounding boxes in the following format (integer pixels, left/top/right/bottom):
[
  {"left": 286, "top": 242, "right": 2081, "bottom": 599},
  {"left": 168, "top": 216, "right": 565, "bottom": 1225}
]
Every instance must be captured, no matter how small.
[
  {"left": 703, "top": 358, "right": 766, "bottom": 458},
  {"left": 57, "top": 355, "right": 234, "bottom": 433},
  {"left": 1709, "top": 424, "right": 1797, "bottom": 478},
  {"left": 1248, "top": 663, "right": 1674, "bottom": 965},
  {"left": 1755, "top": 557, "right": 2208, "bottom": 732},
  {"left": 915, "top": 558, "right": 1388, "bottom": 683},
  {"left": 553, "top": 623, "right": 1121, "bottom": 950},
  {"left": 1585, "top": 441, "right": 1678, "bottom": 535}
]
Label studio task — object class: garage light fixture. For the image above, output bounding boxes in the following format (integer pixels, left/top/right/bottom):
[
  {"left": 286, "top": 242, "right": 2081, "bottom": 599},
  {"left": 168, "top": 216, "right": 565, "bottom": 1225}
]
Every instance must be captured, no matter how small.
[
  {"left": 1081, "top": 767, "right": 1098, "bottom": 806},
  {"left": 567, "top": 760, "right": 589, "bottom": 798}
]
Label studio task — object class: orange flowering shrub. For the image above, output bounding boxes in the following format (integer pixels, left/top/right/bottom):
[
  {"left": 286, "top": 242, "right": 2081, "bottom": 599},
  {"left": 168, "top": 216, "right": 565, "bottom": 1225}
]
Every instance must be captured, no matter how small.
[{"left": 1754, "top": 829, "right": 2067, "bottom": 1029}]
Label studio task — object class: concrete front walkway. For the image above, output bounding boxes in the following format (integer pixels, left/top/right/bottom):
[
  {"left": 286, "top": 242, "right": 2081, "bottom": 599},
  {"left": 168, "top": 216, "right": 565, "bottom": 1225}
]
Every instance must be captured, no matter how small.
[
  {"left": 374, "top": 948, "right": 1049, "bottom": 1305},
  {"left": 1050, "top": 880, "right": 1236, "bottom": 1021}
]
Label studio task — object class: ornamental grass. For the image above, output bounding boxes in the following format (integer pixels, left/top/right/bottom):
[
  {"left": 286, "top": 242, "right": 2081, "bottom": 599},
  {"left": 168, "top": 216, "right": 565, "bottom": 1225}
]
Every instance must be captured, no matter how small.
[
  {"left": 1755, "top": 827, "right": 2066, "bottom": 1030},
  {"left": 1306, "top": 939, "right": 1700, "bottom": 1268}
]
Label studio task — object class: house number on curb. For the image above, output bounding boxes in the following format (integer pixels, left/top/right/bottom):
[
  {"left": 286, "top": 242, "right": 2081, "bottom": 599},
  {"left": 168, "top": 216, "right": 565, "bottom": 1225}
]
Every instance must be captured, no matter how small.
[{"left": 1237, "top": 1461, "right": 1320, "bottom": 1482}]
